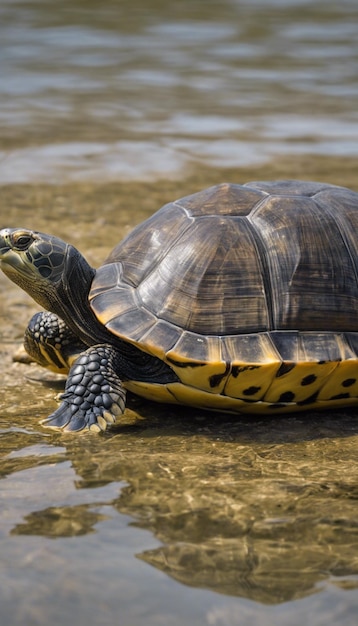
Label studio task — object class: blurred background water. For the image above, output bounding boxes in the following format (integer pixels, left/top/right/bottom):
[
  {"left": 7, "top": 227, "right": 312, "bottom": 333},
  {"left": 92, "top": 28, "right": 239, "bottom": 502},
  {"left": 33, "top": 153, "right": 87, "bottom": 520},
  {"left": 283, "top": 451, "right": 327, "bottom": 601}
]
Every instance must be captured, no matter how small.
[
  {"left": 1, "top": 1, "right": 358, "bottom": 625},
  {"left": 0, "top": 0, "right": 357, "bottom": 182}
]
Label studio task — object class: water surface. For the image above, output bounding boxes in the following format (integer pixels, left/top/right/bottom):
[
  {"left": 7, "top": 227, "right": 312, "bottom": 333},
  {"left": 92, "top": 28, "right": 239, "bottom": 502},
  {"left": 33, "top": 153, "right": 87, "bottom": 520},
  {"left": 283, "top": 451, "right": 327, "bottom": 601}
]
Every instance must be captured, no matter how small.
[{"left": 0, "top": 0, "right": 357, "bottom": 182}]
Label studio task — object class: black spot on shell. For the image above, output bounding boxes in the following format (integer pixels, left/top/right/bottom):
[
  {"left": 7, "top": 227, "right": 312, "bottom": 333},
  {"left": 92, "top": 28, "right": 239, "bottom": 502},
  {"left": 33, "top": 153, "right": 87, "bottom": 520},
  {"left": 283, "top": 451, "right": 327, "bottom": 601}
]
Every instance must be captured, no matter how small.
[
  {"left": 301, "top": 374, "right": 317, "bottom": 386},
  {"left": 231, "top": 365, "right": 260, "bottom": 378},
  {"left": 243, "top": 386, "right": 261, "bottom": 396},
  {"left": 330, "top": 392, "right": 350, "bottom": 400},
  {"left": 278, "top": 391, "right": 295, "bottom": 402},
  {"left": 209, "top": 374, "right": 224, "bottom": 388},
  {"left": 342, "top": 378, "right": 356, "bottom": 387},
  {"left": 209, "top": 363, "right": 230, "bottom": 388},
  {"left": 297, "top": 391, "right": 319, "bottom": 405},
  {"left": 276, "top": 362, "right": 295, "bottom": 377}
]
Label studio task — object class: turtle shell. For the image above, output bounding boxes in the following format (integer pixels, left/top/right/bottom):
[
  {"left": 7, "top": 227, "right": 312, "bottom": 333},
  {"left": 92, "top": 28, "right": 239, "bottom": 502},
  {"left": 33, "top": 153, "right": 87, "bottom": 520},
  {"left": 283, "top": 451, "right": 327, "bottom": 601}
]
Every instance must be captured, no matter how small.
[{"left": 89, "top": 180, "right": 358, "bottom": 413}]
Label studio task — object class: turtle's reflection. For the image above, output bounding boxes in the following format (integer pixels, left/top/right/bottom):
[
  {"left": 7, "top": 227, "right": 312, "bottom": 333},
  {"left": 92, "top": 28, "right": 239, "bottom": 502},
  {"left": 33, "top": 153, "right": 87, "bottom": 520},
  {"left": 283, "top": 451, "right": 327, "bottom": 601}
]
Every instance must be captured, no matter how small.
[{"left": 9, "top": 407, "right": 358, "bottom": 605}]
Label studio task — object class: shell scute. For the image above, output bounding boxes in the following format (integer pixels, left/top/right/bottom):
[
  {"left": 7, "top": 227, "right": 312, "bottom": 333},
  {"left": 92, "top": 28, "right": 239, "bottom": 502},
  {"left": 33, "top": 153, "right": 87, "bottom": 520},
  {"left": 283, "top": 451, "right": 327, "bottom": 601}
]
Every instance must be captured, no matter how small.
[
  {"left": 90, "top": 262, "right": 122, "bottom": 297},
  {"left": 318, "top": 360, "right": 358, "bottom": 401},
  {"left": 249, "top": 193, "right": 358, "bottom": 331},
  {"left": 107, "top": 307, "right": 157, "bottom": 343},
  {"left": 222, "top": 333, "right": 281, "bottom": 400},
  {"left": 165, "top": 331, "right": 229, "bottom": 393},
  {"left": 104, "top": 203, "right": 190, "bottom": 288},
  {"left": 244, "top": 179, "right": 335, "bottom": 196},
  {"left": 91, "top": 285, "right": 137, "bottom": 325},
  {"left": 138, "top": 319, "right": 183, "bottom": 359},
  {"left": 176, "top": 182, "right": 265, "bottom": 216},
  {"left": 137, "top": 215, "right": 270, "bottom": 334}
]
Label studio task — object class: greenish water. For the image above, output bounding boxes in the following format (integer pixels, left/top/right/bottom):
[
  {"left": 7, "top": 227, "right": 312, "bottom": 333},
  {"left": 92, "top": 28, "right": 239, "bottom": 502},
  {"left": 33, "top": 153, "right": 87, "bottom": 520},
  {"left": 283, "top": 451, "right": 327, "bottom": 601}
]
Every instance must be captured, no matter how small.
[{"left": 1, "top": 1, "right": 358, "bottom": 625}]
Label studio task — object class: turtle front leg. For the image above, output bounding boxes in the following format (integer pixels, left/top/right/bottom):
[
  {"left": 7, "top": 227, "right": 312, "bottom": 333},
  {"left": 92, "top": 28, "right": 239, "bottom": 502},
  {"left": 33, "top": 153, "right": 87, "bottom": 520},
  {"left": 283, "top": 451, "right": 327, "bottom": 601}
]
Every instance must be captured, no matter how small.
[
  {"left": 24, "top": 311, "right": 86, "bottom": 374},
  {"left": 41, "top": 344, "right": 126, "bottom": 432}
]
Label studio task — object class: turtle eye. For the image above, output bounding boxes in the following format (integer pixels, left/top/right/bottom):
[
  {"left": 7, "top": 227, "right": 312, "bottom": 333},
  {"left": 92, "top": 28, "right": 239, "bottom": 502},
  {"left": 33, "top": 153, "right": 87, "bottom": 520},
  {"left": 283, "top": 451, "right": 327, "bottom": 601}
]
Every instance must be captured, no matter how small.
[{"left": 12, "top": 232, "right": 34, "bottom": 250}]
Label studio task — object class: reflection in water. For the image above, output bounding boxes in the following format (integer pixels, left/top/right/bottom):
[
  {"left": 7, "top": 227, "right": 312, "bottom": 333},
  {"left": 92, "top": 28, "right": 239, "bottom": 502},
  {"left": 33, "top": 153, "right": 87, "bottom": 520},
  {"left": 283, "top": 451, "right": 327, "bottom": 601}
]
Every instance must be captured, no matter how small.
[
  {"left": 118, "top": 412, "right": 358, "bottom": 604},
  {"left": 13, "top": 504, "right": 108, "bottom": 538},
  {"left": 5, "top": 406, "right": 358, "bottom": 606}
]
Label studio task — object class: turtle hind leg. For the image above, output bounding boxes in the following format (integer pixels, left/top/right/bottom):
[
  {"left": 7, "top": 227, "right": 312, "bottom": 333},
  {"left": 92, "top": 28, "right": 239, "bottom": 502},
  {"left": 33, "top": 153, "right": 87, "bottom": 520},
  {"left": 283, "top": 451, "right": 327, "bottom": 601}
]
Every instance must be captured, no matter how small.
[
  {"left": 41, "top": 344, "right": 126, "bottom": 432},
  {"left": 24, "top": 311, "right": 86, "bottom": 374}
]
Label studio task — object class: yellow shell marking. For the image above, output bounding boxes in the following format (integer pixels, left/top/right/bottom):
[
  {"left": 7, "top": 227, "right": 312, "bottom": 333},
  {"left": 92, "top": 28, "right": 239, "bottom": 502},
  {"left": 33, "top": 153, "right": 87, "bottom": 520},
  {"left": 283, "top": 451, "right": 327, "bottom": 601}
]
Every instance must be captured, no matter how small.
[{"left": 128, "top": 331, "right": 358, "bottom": 413}]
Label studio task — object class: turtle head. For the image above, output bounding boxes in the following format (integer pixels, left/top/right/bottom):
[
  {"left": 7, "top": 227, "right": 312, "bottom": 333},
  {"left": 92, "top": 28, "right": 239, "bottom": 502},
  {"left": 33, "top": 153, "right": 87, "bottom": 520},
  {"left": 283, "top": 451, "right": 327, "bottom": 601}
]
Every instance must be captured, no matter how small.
[{"left": 0, "top": 228, "right": 94, "bottom": 314}]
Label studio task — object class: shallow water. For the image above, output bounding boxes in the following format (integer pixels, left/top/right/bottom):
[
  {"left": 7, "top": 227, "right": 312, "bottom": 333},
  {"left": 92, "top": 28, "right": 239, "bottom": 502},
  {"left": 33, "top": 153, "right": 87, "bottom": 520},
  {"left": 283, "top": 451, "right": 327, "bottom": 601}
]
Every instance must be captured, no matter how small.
[
  {"left": 1, "top": 0, "right": 358, "bottom": 625},
  {"left": 1, "top": 0, "right": 358, "bottom": 182}
]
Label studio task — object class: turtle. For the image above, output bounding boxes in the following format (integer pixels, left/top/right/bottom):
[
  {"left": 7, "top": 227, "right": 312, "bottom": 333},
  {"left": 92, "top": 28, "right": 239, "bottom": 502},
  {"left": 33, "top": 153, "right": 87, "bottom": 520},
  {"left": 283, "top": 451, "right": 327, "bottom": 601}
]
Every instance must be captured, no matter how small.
[{"left": 0, "top": 179, "right": 358, "bottom": 433}]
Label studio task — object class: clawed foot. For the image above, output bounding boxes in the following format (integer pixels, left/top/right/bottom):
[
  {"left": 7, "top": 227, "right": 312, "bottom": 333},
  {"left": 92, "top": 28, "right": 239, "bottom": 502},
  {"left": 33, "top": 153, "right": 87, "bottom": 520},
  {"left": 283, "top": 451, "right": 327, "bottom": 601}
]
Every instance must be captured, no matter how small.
[
  {"left": 41, "top": 344, "right": 126, "bottom": 432},
  {"left": 24, "top": 311, "right": 86, "bottom": 373}
]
